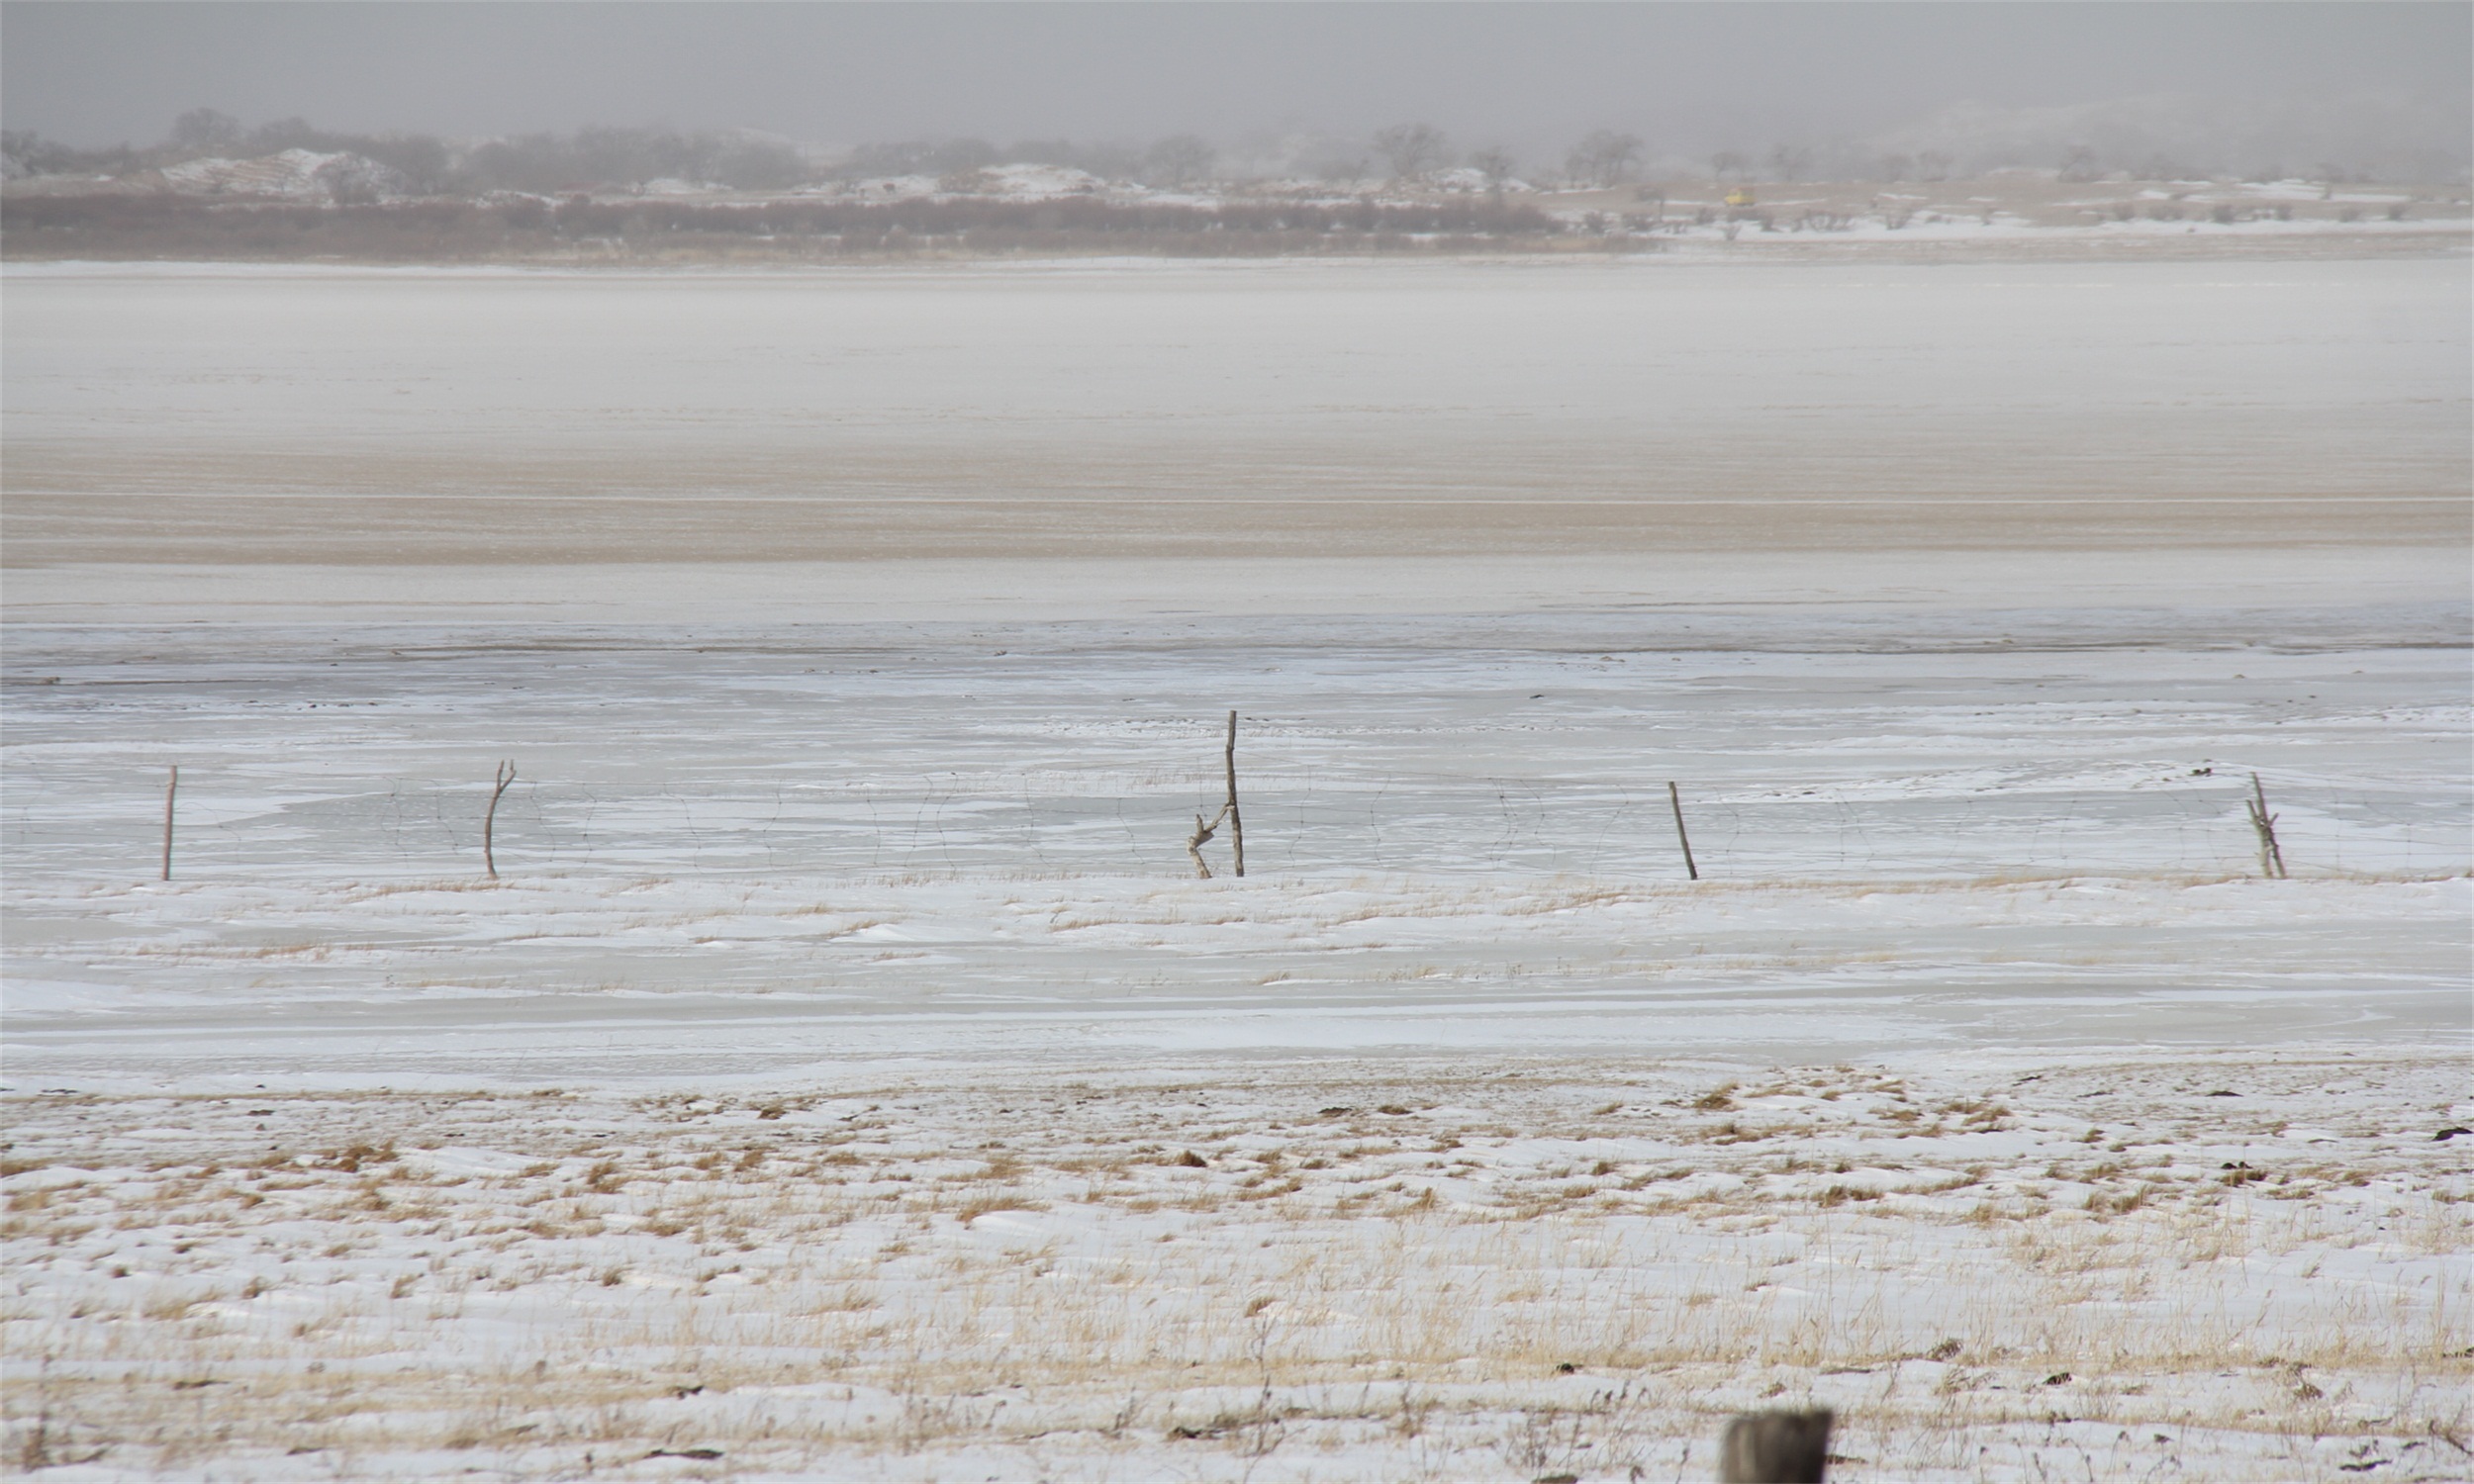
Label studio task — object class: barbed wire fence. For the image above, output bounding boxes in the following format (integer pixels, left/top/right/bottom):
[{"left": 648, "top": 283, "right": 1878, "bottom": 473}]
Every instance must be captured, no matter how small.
[{"left": 10, "top": 751, "right": 2464, "bottom": 886}]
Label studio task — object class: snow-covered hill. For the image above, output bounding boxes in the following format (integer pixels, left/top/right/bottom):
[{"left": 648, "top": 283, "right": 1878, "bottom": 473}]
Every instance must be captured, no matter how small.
[{"left": 149, "top": 147, "right": 410, "bottom": 202}]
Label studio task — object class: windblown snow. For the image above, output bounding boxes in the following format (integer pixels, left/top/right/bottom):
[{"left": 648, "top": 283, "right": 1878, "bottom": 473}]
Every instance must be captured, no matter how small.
[{"left": 2, "top": 255, "right": 2467, "bottom": 1482}]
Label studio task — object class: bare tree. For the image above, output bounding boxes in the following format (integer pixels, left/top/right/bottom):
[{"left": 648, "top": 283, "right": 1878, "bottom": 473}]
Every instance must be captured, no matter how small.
[
  {"left": 1470, "top": 146, "right": 1518, "bottom": 190},
  {"left": 1008, "top": 138, "right": 1141, "bottom": 179},
  {"left": 1374, "top": 123, "right": 1447, "bottom": 179},
  {"left": 1709, "top": 149, "right": 1749, "bottom": 182},
  {"left": 2058, "top": 144, "right": 2101, "bottom": 182},
  {"left": 841, "top": 139, "right": 994, "bottom": 179},
  {"left": 1567, "top": 131, "right": 1644, "bottom": 188},
  {"left": 170, "top": 108, "right": 243, "bottom": 152},
  {"left": 1145, "top": 134, "right": 1215, "bottom": 187},
  {"left": 1315, "top": 155, "right": 1371, "bottom": 188},
  {"left": 1917, "top": 149, "right": 1955, "bottom": 182},
  {"left": 1765, "top": 143, "right": 1813, "bottom": 182}
]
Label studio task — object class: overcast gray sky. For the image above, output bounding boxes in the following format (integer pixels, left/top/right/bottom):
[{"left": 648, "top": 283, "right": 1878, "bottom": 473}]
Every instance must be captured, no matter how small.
[{"left": 6, "top": 1, "right": 2467, "bottom": 163}]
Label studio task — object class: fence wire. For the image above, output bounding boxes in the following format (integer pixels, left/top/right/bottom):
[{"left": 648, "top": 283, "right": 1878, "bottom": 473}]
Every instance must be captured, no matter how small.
[{"left": 6, "top": 756, "right": 2461, "bottom": 885}]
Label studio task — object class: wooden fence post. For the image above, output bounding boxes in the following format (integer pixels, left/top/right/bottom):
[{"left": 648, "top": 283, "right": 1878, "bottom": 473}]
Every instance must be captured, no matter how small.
[
  {"left": 484, "top": 760, "right": 516, "bottom": 880},
  {"left": 160, "top": 766, "right": 177, "bottom": 881},
  {"left": 1668, "top": 781, "right": 1699, "bottom": 881},
  {"left": 1225, "top": 710, "right": 1244, "bottom": 878},
  {"left": 1185, "top": 714, "right": 1245, "bottom": 880}
]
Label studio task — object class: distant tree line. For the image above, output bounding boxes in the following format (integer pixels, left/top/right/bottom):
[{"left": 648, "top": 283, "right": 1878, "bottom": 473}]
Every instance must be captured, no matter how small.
[
  {"left": 0, "top": 192, "right": 1577, "bottom": 261},
  {"left": 2, "top": 109, "right": 1634, "bottom": 195},
  {"left": 2, "top": 109, "right": 2427, "bottom": 197},
  {"left": 4, "top": 111, "right": 806, "bottom": 195},
  {"left": 3, "top": 109, "right": 461, "bottom": 193}
]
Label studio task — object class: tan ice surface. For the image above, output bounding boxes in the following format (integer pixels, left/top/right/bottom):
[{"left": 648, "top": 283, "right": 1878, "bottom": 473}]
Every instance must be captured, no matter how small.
[{"left": 4, "top": 257, "right": 2465, "bottom": 619}]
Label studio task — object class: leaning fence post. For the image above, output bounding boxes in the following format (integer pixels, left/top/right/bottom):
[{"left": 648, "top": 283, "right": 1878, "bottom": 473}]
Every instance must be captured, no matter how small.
[
  {"left": 1667, "top": 780, "right": 1699, "bottom": 881},
  {"left": 484, "top": 760, "right": 516, "bottom": 880},
  {"left": 159, "top": 766, "right": 178, "bottom": 881}
]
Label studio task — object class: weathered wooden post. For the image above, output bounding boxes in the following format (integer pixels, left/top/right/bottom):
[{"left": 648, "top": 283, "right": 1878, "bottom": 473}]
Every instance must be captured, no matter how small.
[
  {"left": 159, "top": 766, "right": 178, "bottom": 881},
  {"left": 1185, "top": 714, "right": 1246, "bottom": 880},
  {"left": 1667, "top": 780, "right": 1699, "bottom": 881},
  {"left": 483, "top": 760, "right": 516, "bottom": 880},
  {"left": 1225, "top": 710, "right": 1244, "bottom": 878}
]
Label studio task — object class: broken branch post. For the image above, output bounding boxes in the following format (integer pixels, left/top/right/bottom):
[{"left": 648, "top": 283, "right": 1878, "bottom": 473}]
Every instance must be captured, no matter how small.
[
  {"left": 2245, "top": 772, "right": 2287, "bottom": 879},
  {"left": 484, "top": 760, "right": 516, "bottom": 880},
  {"left": 159, "top": 766, "right": 177, "bottom": 881},
  {"left": 1186, "top": 804, "right": 1227, "bottom": 880},
  {"left": 1184, "top": 712, "right": 1246, "bottom": 879},
  {"left": 1667, "top": 780, "right": 1699, "bottom": 881}
]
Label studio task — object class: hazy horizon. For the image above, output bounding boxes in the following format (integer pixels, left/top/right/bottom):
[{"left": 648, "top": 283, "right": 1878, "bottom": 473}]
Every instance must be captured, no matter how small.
[{"left": 5, "top": 1, "right": 2468, "bottom": 177}]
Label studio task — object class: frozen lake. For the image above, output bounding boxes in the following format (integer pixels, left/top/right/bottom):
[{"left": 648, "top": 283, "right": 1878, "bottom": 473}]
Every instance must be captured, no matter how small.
[
  {"left": 4, "top": 256, "right": 2466, "bottom": 566},
  {"left": 3, "top": 257, "right": 2468, "bottom": 1080},
  {"left": 3, "top": 257, "right": 2467, "bottom": 1480},
  {"left": 4, "top": 593, "right": 2466, "bottom": 1086}
]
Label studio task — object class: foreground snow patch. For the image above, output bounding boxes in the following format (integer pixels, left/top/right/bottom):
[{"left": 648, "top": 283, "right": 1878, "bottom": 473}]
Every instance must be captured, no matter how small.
[{"left": 3, "top": 1053, "right": 2465, "bottom": 1480}]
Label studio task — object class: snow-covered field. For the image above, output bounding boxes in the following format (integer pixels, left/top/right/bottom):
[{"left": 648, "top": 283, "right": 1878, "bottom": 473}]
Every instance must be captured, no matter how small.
[
  {"left": 4, "top": 258, "right": 2469, "bottom": 1479},
  {"left": 7, "top": 598, "right": 2466, "bottom": 1480},
  {"left": 4, "top": 1053, "right": 2468, "bottom": 1481}
]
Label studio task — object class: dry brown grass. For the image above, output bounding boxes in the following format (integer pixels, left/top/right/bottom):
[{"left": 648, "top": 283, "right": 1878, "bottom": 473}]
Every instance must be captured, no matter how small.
[{"left": 2, "top": 1055, "right": 2464, "bottom": 1477}]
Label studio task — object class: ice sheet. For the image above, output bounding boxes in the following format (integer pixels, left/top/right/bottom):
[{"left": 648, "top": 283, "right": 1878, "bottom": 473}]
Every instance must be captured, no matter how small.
[{"left": 4, "top": 604, "right": 2465, "bottom": 1090}]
